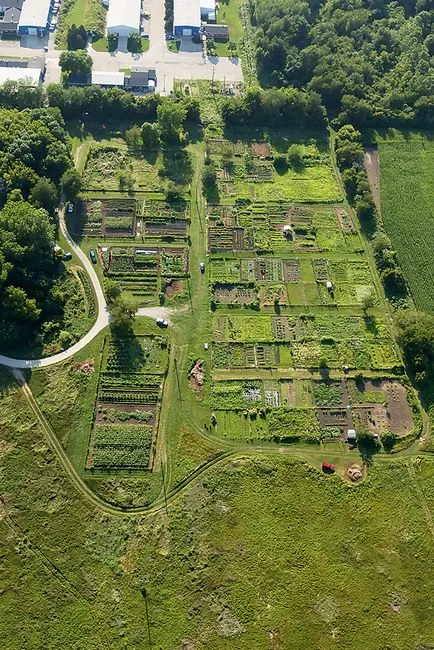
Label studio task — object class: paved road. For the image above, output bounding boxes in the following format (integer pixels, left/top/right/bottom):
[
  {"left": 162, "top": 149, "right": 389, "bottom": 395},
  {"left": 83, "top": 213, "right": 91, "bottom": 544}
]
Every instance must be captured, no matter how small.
[{"left": 0, "top": 209, "right": 111, "bottom": 369}]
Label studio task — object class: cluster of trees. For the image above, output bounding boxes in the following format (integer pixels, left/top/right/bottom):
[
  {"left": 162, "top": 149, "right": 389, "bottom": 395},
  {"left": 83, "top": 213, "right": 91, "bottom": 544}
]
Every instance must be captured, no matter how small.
[
  {"left": 124, "top": 100, "right": 194, "bottom": 149},
  {"left": 67, "top": 24, "right": 88, "bottom": 50},
  {"left": 221, "top": 86, "right": 326, "bottom": 128},
  {"left": 59, "top": 50, "right": 93, "bottom": 78},
  {"left": 0, "top": 106, "right": 76, "bottom": 211},
  {"left": 396, "top": 310, "right": 434, "bottom": 391},
  {"left": 335, "top": 125, "right": 376, "bottom": 231},
  {"left": 0, "top": 199, "right": 66, "bottom": 348},
  {"left": 252, "top": 0, "right": 434, "bottom": 126}
]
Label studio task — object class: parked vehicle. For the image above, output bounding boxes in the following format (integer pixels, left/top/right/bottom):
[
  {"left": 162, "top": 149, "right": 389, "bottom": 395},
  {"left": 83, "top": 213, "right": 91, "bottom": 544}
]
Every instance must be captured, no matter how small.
[
  {"left": 63, "top": 252, "right": 73, "bottom": 261},
  {"left": 156, "top": 318, "right": 169, "bottom": 328},
  {"left": 89, "top": 249, "right": 97, "bottom": 264},
  {"left": 200, "top": 262, "right": 205, "bottom": 273},
  {"left": 67, "top": 203, "right": 74, "bottom": 213},
  {"left": 322, "top": 462, "right": 335, "bottom": 474}
]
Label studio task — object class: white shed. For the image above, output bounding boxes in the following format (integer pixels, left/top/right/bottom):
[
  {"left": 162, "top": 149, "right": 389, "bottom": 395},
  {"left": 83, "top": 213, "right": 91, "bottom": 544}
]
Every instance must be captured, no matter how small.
[{"left": 107, "top": 0, "right": 141, "bottom": 36}]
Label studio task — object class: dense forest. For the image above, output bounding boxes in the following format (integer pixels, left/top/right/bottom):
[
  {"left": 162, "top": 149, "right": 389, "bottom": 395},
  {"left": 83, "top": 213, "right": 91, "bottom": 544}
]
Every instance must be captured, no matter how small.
[
  {"left": 252, "top": 0, "right": 434, "bottom": 126},
  {"left": 0, "top": 107, "right": 81, "bottom": 351}
]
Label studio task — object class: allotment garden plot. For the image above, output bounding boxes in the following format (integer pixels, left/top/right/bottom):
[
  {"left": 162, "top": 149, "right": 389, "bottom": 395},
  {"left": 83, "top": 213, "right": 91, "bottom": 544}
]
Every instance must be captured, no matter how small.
[
  {"left": 86, "top": 335, "right": 169, "bottom": 472},
  {"left": 210, "top": 376, "right": 420, "bottom": 444},
  {"left": 100, "top": 243, "right": 189, "bottom": 305},
  {"left": 204, "top": 133, "right": 421, "bottom": 451}
]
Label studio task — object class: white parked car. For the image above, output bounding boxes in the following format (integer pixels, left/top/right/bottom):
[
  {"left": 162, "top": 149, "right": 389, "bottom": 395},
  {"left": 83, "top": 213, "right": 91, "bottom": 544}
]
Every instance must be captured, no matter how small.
[{"left": 156, "top": 318, "right": 168, "bottom": 328}]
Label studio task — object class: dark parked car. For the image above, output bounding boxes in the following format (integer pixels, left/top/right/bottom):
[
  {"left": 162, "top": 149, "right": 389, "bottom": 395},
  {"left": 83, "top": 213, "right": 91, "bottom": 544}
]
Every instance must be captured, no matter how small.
[
  {"left": 89, "top": 249, "right": 97, "bottom": 264},
  {"left": 200, "top": 262, "right": 205, "bottom": 273},
  {"left": 63, "top": 252, "right": 73, "bottom": 261}
]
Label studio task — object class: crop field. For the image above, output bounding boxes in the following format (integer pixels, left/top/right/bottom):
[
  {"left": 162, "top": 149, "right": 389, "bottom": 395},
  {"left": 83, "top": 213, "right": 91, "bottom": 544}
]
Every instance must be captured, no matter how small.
[
  {"left": 86, "top": 335, "right": 168, "bottom": 472},
  {"left": 100, "top": 244, "right": 189, "bottom": 304},
  {"left": 378, "top": 131, "right": 434, "bottom": 313}
]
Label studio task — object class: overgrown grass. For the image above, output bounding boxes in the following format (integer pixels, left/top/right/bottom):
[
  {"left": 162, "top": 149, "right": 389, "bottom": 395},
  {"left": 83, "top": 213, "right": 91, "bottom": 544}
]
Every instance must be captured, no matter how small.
[
  {"left": 1, "top": 373, "right": 433, "bottom": 649},
  {"left": 56, "top": 0, "right": 106, "bottom": 48}
]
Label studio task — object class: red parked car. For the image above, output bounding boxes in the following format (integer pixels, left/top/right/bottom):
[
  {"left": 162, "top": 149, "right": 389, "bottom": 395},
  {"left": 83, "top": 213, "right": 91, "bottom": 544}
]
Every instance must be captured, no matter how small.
[{"left": 322, "top": 461, "right": 335, "bottom": 473}]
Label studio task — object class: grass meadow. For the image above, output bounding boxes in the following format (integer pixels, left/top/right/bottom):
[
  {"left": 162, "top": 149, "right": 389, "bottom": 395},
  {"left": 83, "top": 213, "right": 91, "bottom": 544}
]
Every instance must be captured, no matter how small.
[
  {"left": 1, "top": 369, "right": 434, "bottom": 649},
  {"left": 378, "top": 131, "right": 434, "bottom": 313}
]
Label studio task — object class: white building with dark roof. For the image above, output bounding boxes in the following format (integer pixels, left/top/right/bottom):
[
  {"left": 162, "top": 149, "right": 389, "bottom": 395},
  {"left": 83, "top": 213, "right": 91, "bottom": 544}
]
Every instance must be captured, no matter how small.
[{"left": 18, "top": 0, "right": 52, "bottom": 34}]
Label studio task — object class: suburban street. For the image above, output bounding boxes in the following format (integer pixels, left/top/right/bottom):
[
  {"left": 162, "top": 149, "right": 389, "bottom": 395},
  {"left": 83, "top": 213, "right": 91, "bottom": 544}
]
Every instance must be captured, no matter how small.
[{"left": 0, "top": 0, "right": 244, "bottom": 92}]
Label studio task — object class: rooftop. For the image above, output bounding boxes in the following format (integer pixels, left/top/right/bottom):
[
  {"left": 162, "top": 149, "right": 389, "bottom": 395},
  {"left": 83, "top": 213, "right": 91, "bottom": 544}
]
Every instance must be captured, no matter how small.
[
  {"left": 91, "top": 70, "right": 125, "bottom": 86},
  {"left": 174, "top": 0, "right": 201, "bottom": 28},
  {"left": 18, "top": 0, "right": 51, "bottom": 27},
  {"left": 107, "top": 0, "right": 141, "bottom": 30},
  {"left": 0, "top": 66, "right": 40, "bottom": 85}
]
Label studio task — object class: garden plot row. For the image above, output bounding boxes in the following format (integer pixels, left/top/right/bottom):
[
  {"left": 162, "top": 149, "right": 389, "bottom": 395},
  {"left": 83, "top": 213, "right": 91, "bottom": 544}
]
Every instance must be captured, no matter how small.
[
  {"left": 100, "top": 244, "right": 189, "bottom": 303},
  {"left": 212, "top": 314, "right": 398, "bottom": 370},
  {"left": 139, "top": 199, "right": 190, "bottom": 239},
  {"left": 86, "top": 335, "right": 168, "bottom": 472},
  {"left": 206, "top": 139, "right": 272, "bottom": 158},
  {"left": 207, "top": 204, "right": 363, "bottom": 254},
  {"left": 209, "top": 257, "right": 377, "bottom": 307},
  {"left": 210, "top": 376, "right": 417, "bottom": 442},
  {"left": 74, "top": 199, "right": 137, "bottom": 238}
]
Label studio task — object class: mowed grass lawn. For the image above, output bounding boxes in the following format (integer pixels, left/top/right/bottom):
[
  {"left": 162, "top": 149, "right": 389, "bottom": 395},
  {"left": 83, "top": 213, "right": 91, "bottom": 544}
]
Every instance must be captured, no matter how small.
[
  {"left": 214, "top": 0, "right": 243, "bottom": 55},
  {"left": 0, "top": 368, "right": 433, "bottom": 649},
  {"left": 378, "top": 131, "right": 434, "bottom": 313}
]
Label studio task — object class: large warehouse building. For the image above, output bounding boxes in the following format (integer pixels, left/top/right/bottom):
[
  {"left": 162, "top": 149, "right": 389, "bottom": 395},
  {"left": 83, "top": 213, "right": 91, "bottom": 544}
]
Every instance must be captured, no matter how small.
[
  {"left": 106, "top": 0, "right": 141, "bottom": 36},
  {"left": 18, "top": 0, "right": 52, "bottom": 35},
  {"left": 173, "top": 0, "right": 201, "bottom": 37}
]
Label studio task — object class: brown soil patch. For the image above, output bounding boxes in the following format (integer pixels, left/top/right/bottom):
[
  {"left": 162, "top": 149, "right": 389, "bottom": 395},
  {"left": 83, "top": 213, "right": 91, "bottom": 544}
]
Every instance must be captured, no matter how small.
[
  {"left": 189, "top": 359, "right": 205, "bottom": 397},
  {"left": 363, "top": 147, "right": 381, "bottom": 213},
  {"left": 165, "top": 279, "right": 184, "bottom": 299},
  {"left": 383, "top": 380, "right": 413, "bottom": 435},
  {"left": 95, "top": 403, "right": 156, "bottom": 425},
  {"left": 0, "top": 440, "right": 16, "bottom": 458},
  {"left": 250, "top": 141, "right": 272, "bottom": 158},
  {"left": 74, "top": 359, "right": 95, "bottom": 375}
]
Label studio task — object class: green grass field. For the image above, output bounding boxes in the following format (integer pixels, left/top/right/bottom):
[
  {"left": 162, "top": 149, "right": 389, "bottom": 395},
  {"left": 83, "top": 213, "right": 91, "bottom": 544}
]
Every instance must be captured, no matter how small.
[
  {"left": 1, "top": 370, "right": 433, "bottom": 648},
  {"left": 378, "top": 131, "right": 434, "bottom": 313},
  {"left": 56, "top": 0, "right": 106, "bottom": 48}
]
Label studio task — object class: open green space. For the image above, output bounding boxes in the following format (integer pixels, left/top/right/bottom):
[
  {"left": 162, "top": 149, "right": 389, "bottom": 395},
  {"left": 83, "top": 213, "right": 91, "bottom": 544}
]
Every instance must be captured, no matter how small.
[
  {"left": 1, "top": 370, "right": 434, "bottom": 648},
  {"left": 378, "top": 131, "right": 434, "bottom": 314},
  {"left": 56, "top": 0, "right": 106, "bottom": 48}
]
